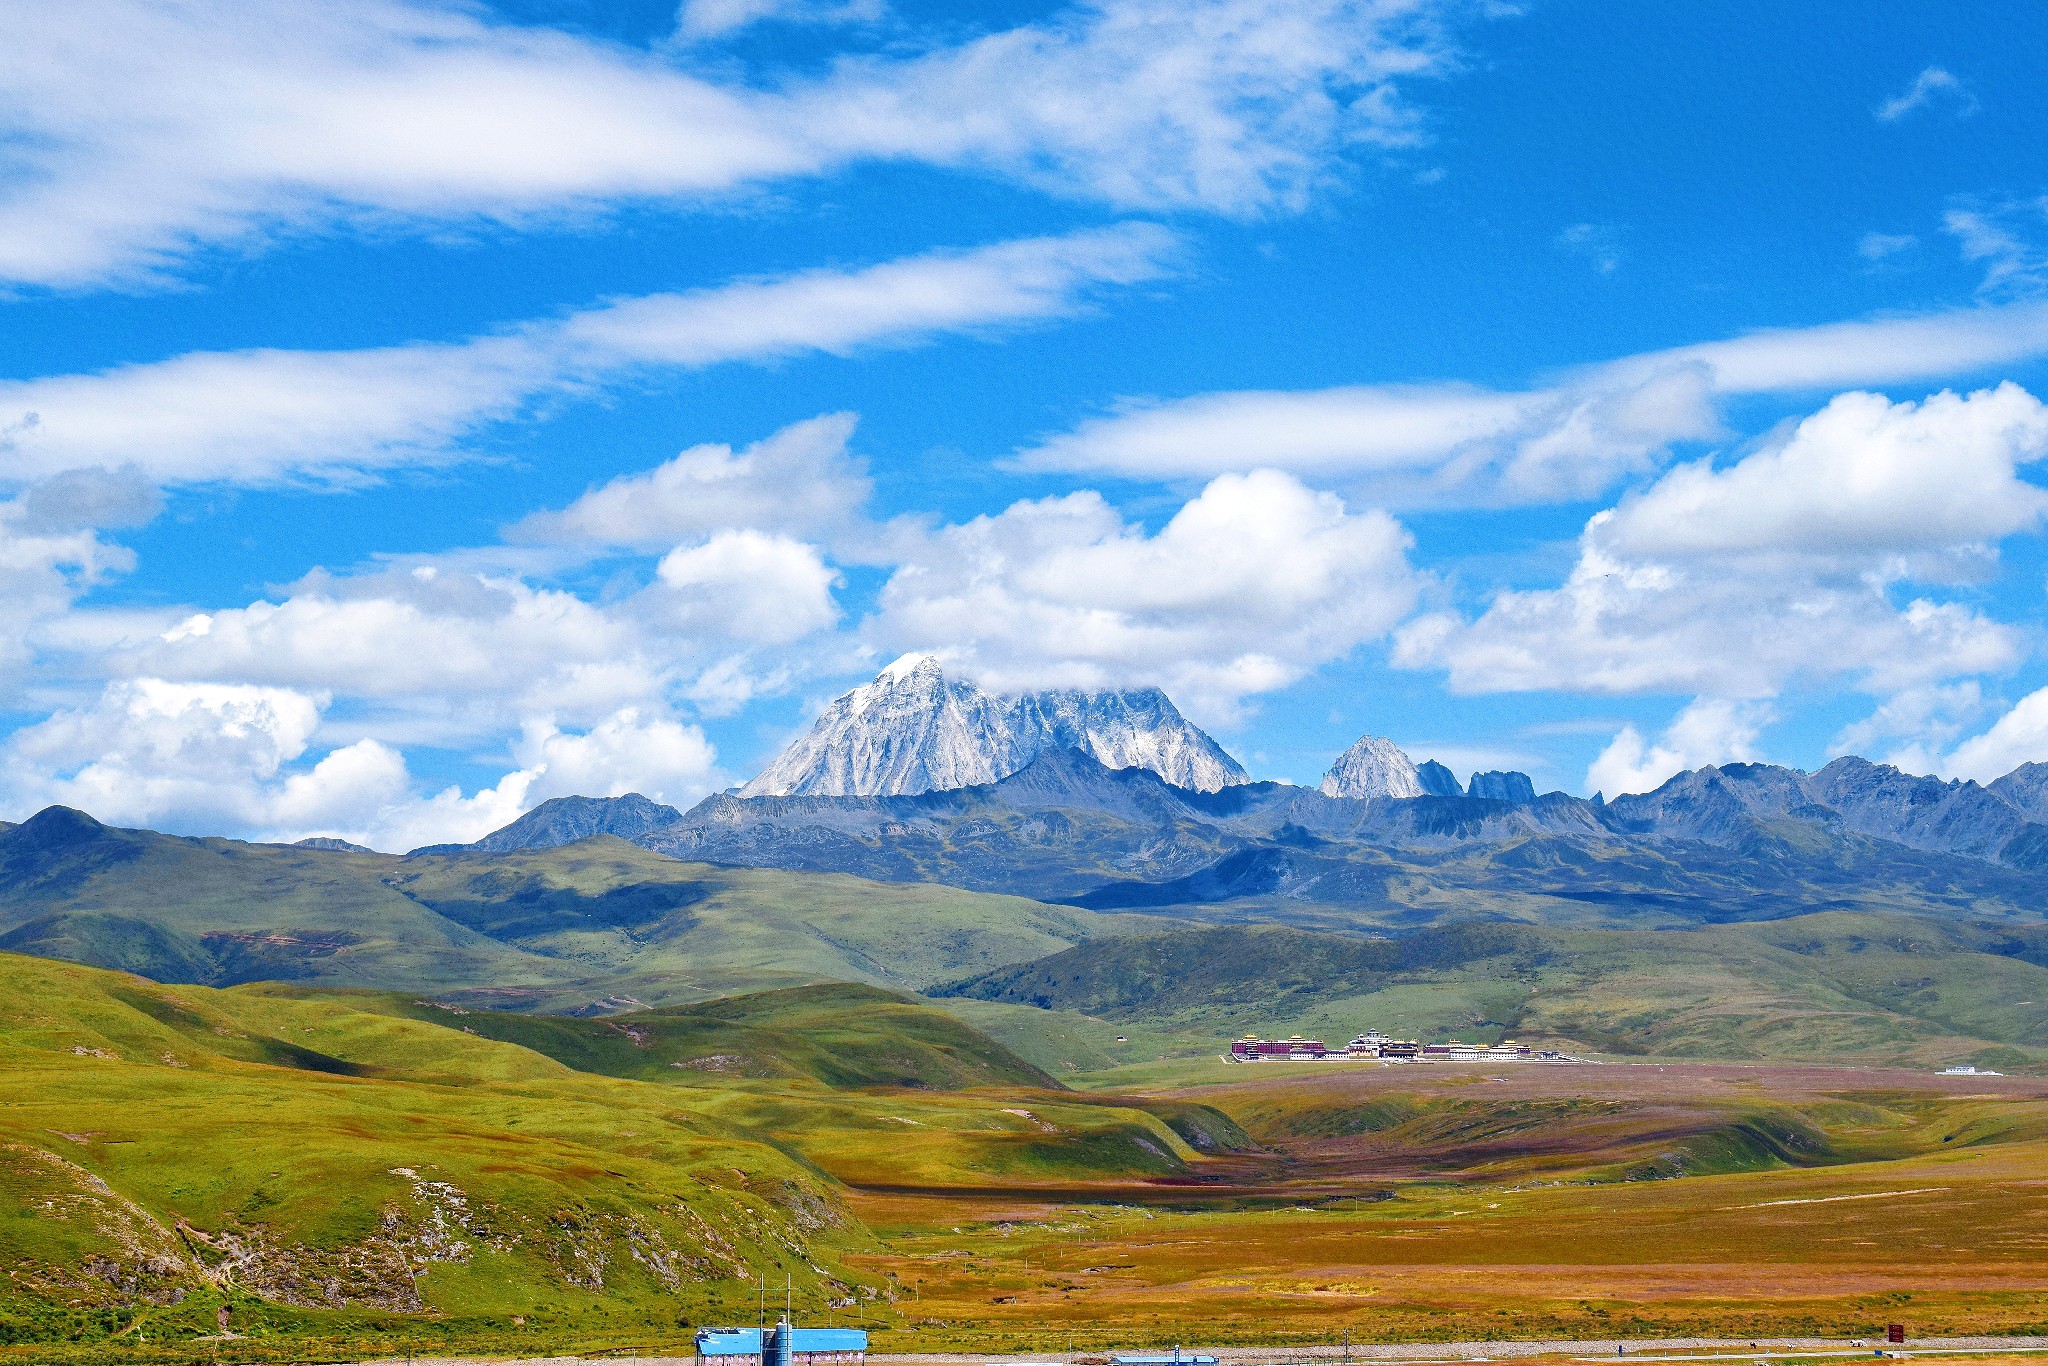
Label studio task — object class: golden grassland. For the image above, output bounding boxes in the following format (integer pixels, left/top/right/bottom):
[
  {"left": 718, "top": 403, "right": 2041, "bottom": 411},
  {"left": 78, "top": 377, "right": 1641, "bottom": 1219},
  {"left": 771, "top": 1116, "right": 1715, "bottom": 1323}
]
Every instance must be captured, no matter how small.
[{"left": 841, "top": 1063, "right": 2048, "bottom": 1352}]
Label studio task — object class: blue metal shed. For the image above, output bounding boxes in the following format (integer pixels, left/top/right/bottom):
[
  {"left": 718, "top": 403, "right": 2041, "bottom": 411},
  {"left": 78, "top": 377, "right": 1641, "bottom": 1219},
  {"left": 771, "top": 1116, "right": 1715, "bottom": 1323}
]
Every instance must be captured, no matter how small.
[
  {"left": 697, "top": 1330, "right": 765, "bottom": 1357},
  {"left": 786, "top": 1330, "right": 868, "bottom": 1353}
]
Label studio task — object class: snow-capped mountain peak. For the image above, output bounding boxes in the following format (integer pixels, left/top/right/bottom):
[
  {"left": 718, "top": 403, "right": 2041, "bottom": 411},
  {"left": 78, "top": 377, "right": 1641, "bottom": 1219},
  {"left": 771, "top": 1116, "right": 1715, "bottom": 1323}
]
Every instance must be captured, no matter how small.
[
  {"left": 1319, "top": 734, "right": 1425, "bottom": 799},
  {"left": 739, "top": 658, "right": 1248, "bottom": 798},
  {"left": 876, "top": 651, "right": 940, "bottom": 685}
]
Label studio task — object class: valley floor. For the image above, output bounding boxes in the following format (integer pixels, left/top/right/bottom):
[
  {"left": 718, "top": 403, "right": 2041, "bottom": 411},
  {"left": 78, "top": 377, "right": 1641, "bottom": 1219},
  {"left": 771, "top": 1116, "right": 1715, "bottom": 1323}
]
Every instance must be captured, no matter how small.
[{"left": 835, "top": 1063, "right": 2048, "bottom": 1353}]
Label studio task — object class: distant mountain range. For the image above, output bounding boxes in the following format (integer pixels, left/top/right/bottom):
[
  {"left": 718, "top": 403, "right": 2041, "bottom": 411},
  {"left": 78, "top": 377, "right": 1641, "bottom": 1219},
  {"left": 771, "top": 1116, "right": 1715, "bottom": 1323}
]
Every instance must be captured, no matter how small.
[
  {"left": 10, "top": 654, "right": 2048, "bottom": 1049},
  {"left": 447, "top": 742, "right": 2048, "bottom": 928},
  {"left": 733, "top": 654, "right": 1573, "bottom": 812},
  {"left": 418, "top": 656, "right": 2048, "bottom": 916}
]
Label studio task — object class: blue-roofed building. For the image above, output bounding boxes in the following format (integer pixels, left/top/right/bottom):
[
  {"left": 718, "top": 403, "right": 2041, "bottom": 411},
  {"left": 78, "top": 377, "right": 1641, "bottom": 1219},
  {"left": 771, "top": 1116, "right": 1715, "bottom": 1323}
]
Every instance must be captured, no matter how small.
[
  {"left": 695, "top": 1321, "right": 866, "bottom": 1366},
  {"left": 696, "top": 1328, "right": 764, "bottom": 1365}
]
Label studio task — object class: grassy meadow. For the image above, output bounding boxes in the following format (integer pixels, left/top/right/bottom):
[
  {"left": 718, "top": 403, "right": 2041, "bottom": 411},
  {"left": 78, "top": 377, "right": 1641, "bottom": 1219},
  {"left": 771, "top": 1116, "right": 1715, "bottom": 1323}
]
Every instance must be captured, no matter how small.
[{"left": 8, "top": 932, "right": 2048, "bottom": 1364}]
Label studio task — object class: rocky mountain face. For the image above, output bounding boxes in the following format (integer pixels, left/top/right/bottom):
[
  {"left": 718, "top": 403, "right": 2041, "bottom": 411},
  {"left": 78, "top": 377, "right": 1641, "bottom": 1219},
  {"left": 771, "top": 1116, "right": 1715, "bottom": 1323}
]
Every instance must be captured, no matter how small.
[
  {"left": 1468, "top": 770, "right": 1537, "bottom": 803},
  {"left": 1607, "top": 758, "right": 2048, "bottom": 871},
  {"left": 738, "top": 654, "right": 1249, "bottom": 797},
  {"left": 1318, "top": 735, "right": 1425, "bottom": 798},
  {"left": 1415, "top": 760, "right": 1464, "bottom": 797},
  {"left": 1318, "top": 734, "right": 1534, "bottom": 804},
  {"left": 1989, "top": 761, "right": 2048, "bottom": 822},
  {"left": 426, "top": 793, "right": 685, "bottom": 856},
  {"left": 629, "top": 747, "right": 2048, "bottom": 926}
]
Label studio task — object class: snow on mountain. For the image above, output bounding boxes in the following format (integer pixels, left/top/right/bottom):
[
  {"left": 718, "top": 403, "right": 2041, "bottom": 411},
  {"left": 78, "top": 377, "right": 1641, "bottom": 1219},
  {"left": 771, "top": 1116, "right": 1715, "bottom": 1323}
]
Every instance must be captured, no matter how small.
[
  {"left": 1318, "top": 734, "right": 1425, "bottom": 799},
  {"left": 738, "top": 654, "right": 1250, "bottom": 797}
]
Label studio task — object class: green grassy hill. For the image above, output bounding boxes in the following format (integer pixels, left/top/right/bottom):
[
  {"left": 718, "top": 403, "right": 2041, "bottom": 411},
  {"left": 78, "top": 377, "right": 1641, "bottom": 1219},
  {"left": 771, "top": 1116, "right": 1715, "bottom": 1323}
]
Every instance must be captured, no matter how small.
[
  {"left": 0, "top": 952, "right": 1227, "bottom": 1361},
  {"left": 941, "top": 912, "right": 2048, "bottom": 1071},
  {"left": 0, "top": 810, "right": 1141, "bottom": 1010},
  {"left": 295, "top": 981, "right": 1059, "bottom": 1089}
]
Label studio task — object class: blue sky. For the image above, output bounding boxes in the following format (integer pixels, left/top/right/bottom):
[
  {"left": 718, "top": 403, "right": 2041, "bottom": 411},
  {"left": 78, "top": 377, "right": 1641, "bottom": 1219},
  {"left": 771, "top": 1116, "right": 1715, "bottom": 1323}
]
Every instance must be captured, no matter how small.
[{"left": 4, "top": 0, "right": 2048, "bottom": 847}]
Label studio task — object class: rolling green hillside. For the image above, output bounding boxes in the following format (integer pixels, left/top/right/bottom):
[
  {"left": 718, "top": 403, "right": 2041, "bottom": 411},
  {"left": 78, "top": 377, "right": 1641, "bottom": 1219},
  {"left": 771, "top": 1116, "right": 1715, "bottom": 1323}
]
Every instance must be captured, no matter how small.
[
  {"left": 942, "top": 912, "right": 2048, "bottom": 1071},
  {"left": 0, "top": 953, "right": 1218, "bottom": 1361},
  {"left": 0, "top": 809, "right": 1142, "bottom": 1010},
  {"left": 294, "top": 981, "right": 1059, "bottom": 1089}
]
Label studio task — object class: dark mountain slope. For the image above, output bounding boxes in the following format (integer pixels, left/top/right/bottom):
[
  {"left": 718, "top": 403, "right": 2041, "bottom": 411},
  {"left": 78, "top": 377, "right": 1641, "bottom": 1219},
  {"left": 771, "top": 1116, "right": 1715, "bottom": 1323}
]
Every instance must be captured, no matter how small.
[{"left": 420, "top": 791, "right": 685, "bottom": 855}]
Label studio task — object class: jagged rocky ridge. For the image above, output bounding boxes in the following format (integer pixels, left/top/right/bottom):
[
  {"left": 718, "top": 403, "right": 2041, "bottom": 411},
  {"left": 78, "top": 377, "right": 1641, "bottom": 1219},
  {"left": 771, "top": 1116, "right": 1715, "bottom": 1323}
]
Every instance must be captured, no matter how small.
[
  {"left": 1316, "top": 734, "right": 1533, "bottom": 801},
  {"left": 739, "top": 654, "right": 1250, "bottom": 797},
  {"left": 454, "top": 746, "right": 2048, "bottom": 927}
]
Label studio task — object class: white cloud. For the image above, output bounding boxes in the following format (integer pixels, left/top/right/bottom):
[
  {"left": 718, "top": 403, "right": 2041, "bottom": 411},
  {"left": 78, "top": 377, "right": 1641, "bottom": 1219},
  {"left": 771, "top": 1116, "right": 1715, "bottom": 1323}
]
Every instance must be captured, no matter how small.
[
  {"left": 509, "top": 413, "right": 868, "bottom": 551},
  {"left": 675, "top": 0, "right": 884, "bottom": 41},
  {"left": 0, "top": 676, "right": 722, "bottom": 850},
  {"left": 653, "top": 531, "right": 842, "bottom": 643},
  {"left": 515, "top": 708, "right": 721, "bottom": 807},
  {"left": 1585, "top": 697, "right": 1772, "bottom": 798},
  {"left": 136, "top": 568, "right": 644, "bottom": 716},
  {"left": 0, "top": 226, "right": 1177, "bottom": 488},
  {"left": 870, "top": 468, "right": 1421, "bottom": 719},
  {"left": 1876, "top": 66, "right": 1978, "bottom": 123},
  {"left": 321, "top": 707, "right": 724, "bottom": 851},
  {"left": 1858, "top": 231, "right": 1917, "bottom": 262},
  {"left": 1395, "top": 387, "right": 2041, "bottom": 700},
  {"left": 1946, "top": 687, "right": 2048, "bottom": 784},
  {"left": 0, "top": 407, "right": 895, "bottom": 844},
  {"left": 1945, "top": 202, "right": 2048, "bottom": 300},
  {"left": 1830, "top": 681, "right": 1985, "bottom": 775},
  {"left": 1013, "top": 297, "right": 2048, "bottom": 506},
  {"left": 1595, "top": 384, "right": 2048, "bottom": 564},
  {"left": 3, "top": 679, "right": 329, "bottom": 830},
  {"left": 1398, "top": 559, "right": 2019, "bottom": 700},
  {"left": 0, "top": 0, "right": 1463, "bottom": 289}
]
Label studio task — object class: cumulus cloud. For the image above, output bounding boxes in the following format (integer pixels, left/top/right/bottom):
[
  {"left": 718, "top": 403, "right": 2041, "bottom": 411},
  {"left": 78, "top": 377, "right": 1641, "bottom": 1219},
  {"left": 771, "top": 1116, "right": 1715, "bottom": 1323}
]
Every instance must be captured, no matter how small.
[
  {"left": 0, "top": 0, "right": 1462, "bottom": 289},
  {"left": 1396, "top": 386, "right": 2043, "bottom": 700},
  {"left": 2, "top": 679, "right": 338, "bottom": 831},
  {"left": 0, "top": 226, "right": 1176, "bottom": 488},
  {"left": 511, "top": 413, "right": 868, "bottom": 550},
  {"left": 1595, "top": 383, "right": 2048, "bottom": 565},
  {"left": 1876, "top": 66, "right": 1978, "bottom": 123},
  {"left": 1946, "top": 687, "right": 2048, "bottom": 784},
  {"left": 653, "top": 531, "right": 842, "bottom": 643},
  {"left": 0, "top": 486, "right": 138, "bottom": 679},
  {"left": 1830, "top": 682, "right": 1986, "bottom": 776},
  {"left": 870, "top": 468, "right": 1421, "bottom": 719},
  {"left": 1585, "top": 698, "right": 1772, "bottom": 798},
  {"left": 137, "top": 567, "right": 644, "bottom": 719},
  {"left": 360, "top": 707, "right": 724, "bottom": 852},
  {"left": 0, "top": 406, "right": 893, "bottom": 843},
  {"left": 1015, "top": 297, "right": 2048, "bottom": 506},
  {"left": 0, "top": 677, "right": 722, "bottom": 850}
]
